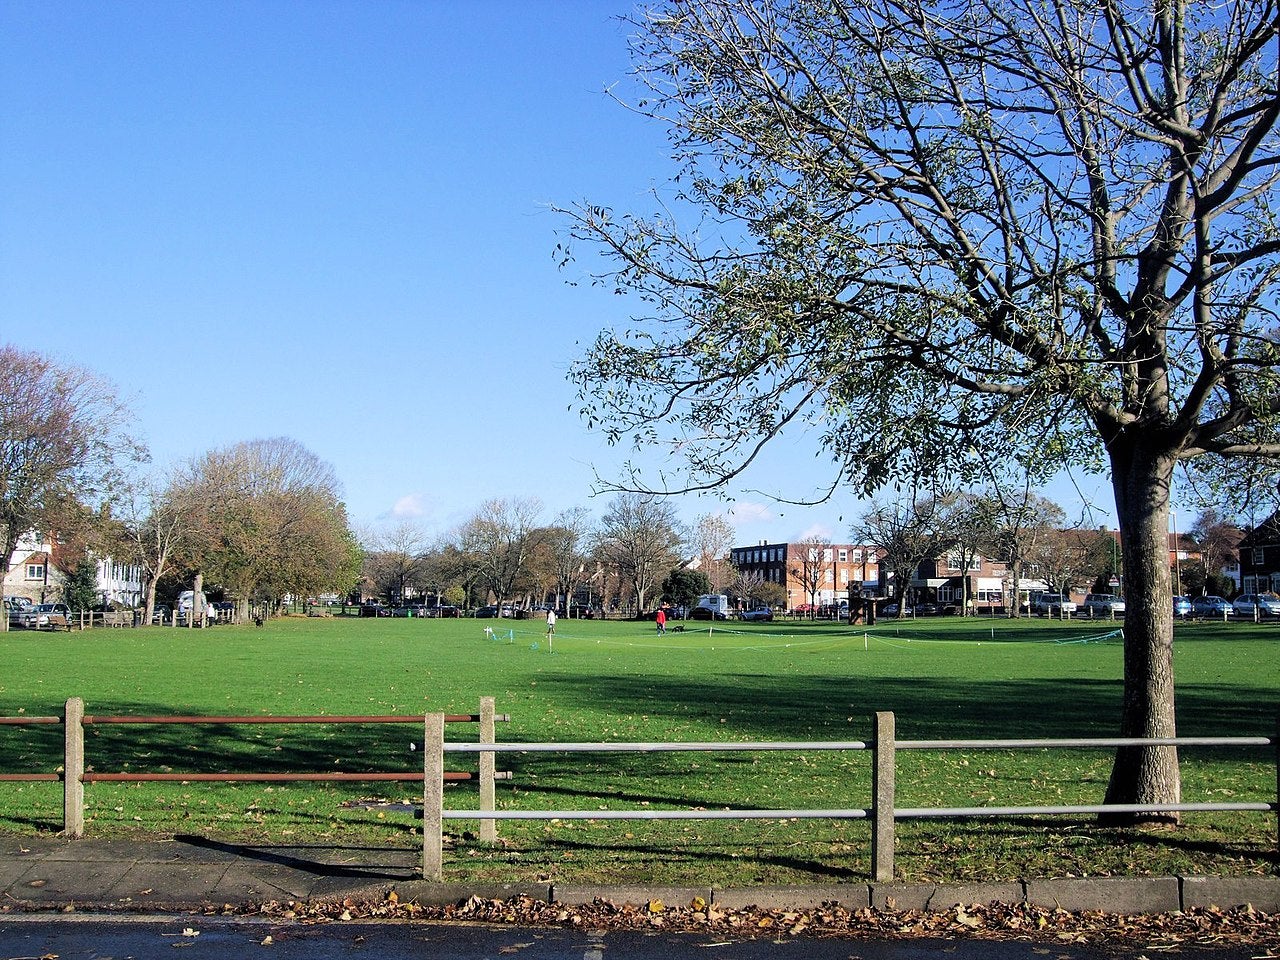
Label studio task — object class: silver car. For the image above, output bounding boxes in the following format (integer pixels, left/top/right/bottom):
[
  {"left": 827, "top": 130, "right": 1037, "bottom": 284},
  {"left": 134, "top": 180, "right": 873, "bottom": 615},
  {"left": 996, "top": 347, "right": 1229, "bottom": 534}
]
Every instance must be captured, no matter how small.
[
  {"left": 18, "top": 602, "right": 71, "bottom": 630},
  {"left": 1082, "top": 593, "right": 1126, "bottom": 617},
  {"left": 1231, "top": 594, "right": 1280, "bottom": 618}
]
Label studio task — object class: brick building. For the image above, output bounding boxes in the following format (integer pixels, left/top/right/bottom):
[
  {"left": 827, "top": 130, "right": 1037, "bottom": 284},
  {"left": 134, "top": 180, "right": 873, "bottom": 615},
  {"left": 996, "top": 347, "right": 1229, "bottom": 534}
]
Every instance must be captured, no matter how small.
[{"left": 730, "top": 541, "right": 881, "bottom": 611}]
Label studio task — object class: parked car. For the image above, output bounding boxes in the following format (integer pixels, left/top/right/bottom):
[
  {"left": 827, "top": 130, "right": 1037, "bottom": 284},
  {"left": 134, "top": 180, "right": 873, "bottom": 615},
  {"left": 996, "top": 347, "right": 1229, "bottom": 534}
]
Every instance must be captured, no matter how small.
[
  {"left": 1191, "top": 595, "right": 1232, "bottom": 617},
  {"left": 18, "top": 602, "right": 71, "bottom": 630},
  {"left": 151, "top": 604, "right": 172, "bottom": 624},
  {"left": 1231, "top": 593, "right": 1280, "bottom": 618},
  {"left": 689, "top": 606, "right": 728, "bottom": 621},
  {"left": 1082, "top": 593, "right": 1126, "bottom": 617},
  {"left": 739, "top": 607, "right": 773, "bottom": 621},
  {"left": 474, "top": 605, "right": 500, "bottom": 618},
  {"left": 1172, "top": 596, "right": 1192, "bottom": 618},
  {"left": 1032, "top": 593, "right": 1077, "bottom": 616},
  {"left": 880, "top": 602, "right": 901, "bottom": 617},
  {"left": 432, "top": 605, "right": 461, "bottom": 618},
  {"left": 913, "top": 602, "right": 939, "bottom": 616}
]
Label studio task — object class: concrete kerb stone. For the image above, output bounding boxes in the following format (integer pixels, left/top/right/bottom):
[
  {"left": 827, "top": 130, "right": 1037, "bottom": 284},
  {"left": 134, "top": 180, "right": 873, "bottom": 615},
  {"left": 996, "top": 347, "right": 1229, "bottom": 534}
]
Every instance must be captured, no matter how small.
[
  {"left": 1024, "top": 877, "right": 1181, "bottom": 913},
  {"left": 1180, "top": 876, "right": 1280, "bottom": 913},
  {"left": 394, "top": 881, "right": 552, "bottom": 907},
  {"left": 714, "top": 885, "right": 871, "bottom": 911},
  {"left": 551, "top": 885, "right": 713, "bottom": 911},
  {"left": 870, "top": 881, "right": 1025, "bottom": 912}
]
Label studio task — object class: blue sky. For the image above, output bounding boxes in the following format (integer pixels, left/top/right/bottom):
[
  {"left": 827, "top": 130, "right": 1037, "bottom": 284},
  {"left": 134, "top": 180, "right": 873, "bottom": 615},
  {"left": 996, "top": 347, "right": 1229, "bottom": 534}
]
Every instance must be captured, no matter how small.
[{"left": 1, "top": 0, "right": 1117, "bottom": 546}]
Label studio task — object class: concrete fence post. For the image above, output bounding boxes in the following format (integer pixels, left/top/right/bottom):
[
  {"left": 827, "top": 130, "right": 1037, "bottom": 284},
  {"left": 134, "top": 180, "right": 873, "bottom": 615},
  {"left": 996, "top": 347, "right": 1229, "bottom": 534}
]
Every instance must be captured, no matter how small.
[
  {"left": 479, "top": 696, "right": 497, "bottom": 844},
  {"left": 63, "top": 697, "right": 85, "bottom": 838},
  {"left": 872, "top": 710, "right": 896, "bottom": 882},
  {"left": 422, "top": 712, "right": 444, "bottom": 881}
]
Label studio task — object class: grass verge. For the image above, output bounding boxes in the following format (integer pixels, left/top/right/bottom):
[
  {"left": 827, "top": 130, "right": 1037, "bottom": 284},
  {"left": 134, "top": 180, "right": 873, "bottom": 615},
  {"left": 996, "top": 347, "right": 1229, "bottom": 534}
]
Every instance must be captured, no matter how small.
[{"left": 1, "top": 613, "right": 1276, "bottom": 884}]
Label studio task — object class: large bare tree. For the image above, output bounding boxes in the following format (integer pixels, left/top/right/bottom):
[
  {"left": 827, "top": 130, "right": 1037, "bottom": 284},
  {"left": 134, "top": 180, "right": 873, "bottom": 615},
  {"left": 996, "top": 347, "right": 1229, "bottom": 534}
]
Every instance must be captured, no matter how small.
[
  {"left": 560, "top": 0, "right": 1280, "bottom": 818},
  {"left": 854, "top": 497, "right": 957, "bottom": 616},
  {"left": 117, "top": 472, "right": 198, "bottom": 625},
  {"left": 364, "top": 521, "right": 430, "bottom": 603},
  {"left": 595, "top": 493, "right": 684, "bottom": 615},
  {"left": 788, "top": 536, "right": 832, "bottom": 614},
  {"left": 542, "top": 507, "right": 594, "bottom": 612},
  {"left": 691, "top": 512, "right": 735, "bottom": 591},
  {"left": 0, "top": 345, "right": 141, "bottom": 629},
  {"left": 456, "top": 497, "right": 545, "bottom": 610}
]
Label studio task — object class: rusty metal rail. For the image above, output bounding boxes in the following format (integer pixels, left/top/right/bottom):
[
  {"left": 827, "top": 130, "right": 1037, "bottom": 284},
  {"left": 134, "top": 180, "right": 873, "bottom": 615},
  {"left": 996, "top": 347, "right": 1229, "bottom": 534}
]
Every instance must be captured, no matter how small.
[{"left": 1, "top": 697, "right": 507, "bottom": 844}]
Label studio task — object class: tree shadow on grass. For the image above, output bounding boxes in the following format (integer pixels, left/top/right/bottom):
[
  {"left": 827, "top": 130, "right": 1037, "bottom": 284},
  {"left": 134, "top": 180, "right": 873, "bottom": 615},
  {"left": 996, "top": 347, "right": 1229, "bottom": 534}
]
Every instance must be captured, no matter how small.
[{"left": 535, "top": 672, "right": 1275, "bottom": 741}]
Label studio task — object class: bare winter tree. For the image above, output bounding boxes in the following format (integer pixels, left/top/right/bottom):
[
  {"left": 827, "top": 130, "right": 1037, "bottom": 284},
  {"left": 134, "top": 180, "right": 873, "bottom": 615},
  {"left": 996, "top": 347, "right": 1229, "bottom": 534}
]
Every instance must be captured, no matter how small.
[
  {"left": 117, "top": 471, "right": 197, "bottom": 626},
  {"left": 456, "top": 497, "right": 545, "bottom": 610},
  {"left": 542, "top": 506, "right": 594, "bottom": 612},
  {"left": 365, "top": 521, "right": 430, "bottom": 603},
  {"left": 559, "top": 0, "right": 1280, "bottom": 818},
  {"left": 728, "top": 566, "right": 765, "bottom": 609},
  {"left": 788, "top": 536, "right": 831, "bottom": 615},
  {"left": 690, "top": 512, "right": 735, "bottom": 591},
  {"left": 979, "top": 487, "right": 1069, "bottom": 618},
  {"left": 854, "top": 497, "right": 956, "bottom": 617},
  {"left": 594, "top": 493, "right": 684, "bottom": 615}
]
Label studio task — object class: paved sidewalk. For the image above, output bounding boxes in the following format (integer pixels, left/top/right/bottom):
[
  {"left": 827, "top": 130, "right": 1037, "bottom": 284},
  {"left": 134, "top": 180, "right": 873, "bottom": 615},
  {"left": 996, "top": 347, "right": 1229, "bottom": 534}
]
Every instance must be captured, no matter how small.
[{"left": 1, "top": 835, "right": 1279, "bottom": 915}]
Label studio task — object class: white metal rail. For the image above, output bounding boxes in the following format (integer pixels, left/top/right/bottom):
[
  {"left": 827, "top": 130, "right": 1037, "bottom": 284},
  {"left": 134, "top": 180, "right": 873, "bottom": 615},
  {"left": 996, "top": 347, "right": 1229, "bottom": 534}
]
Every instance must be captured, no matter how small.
[{"left": 418, "top": 712, "right": 1279, "bottom": 882}]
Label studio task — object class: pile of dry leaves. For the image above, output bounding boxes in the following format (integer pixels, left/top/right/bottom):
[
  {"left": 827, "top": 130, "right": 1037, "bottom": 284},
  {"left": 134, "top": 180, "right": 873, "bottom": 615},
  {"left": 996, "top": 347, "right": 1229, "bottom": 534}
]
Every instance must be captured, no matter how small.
[{"left": 237, "top": 892, "right": 1280, "bottom": 950}]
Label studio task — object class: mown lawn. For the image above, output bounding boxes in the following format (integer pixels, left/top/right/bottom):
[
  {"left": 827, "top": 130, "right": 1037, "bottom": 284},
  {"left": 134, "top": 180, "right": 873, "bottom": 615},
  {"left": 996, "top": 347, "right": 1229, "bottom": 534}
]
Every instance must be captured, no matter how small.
[{"left": 0, "top": 613, "right": 1275, "bottom": 885}]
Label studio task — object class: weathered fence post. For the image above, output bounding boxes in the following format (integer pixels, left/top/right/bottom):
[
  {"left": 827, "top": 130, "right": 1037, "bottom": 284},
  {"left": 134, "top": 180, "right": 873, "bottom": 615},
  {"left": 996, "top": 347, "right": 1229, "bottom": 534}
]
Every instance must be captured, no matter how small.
[
  {"left": 1274, "top": 713, "right": 1279, "bottom": 856},
  {"left": 479, "top": 696, "right": 497, "bottom": 844},
  {"left": 422, "top": 712, "right": 444, "bottom": 881},
  {"left": 872, "top": 710, "right": 895, "bottom": 882},
  {"left": 63, "top": 697, "right": 85, "bottom": 838}
]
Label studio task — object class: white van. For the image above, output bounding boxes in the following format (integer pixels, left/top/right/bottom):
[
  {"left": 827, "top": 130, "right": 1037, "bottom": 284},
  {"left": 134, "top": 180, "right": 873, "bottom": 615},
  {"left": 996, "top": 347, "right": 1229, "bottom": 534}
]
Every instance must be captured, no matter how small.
[{"left": 695, "top": 594, "right": 731, "bottom": 614}]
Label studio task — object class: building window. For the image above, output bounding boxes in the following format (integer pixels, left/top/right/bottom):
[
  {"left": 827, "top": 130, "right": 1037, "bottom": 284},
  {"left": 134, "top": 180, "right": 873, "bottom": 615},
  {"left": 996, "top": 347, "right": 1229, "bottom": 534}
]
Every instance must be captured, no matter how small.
[
  {"left": 838, "top": 549, "right": 848, "bottom": 562},
  {"left": 25, "top": 563, "right": 44, "bottom": 580},
  {"left": 851, "top": 549, "right": 862, "bottom": 562},
  {"left": 1254, "top": 548, "right": 1266, "bottom": 565}
]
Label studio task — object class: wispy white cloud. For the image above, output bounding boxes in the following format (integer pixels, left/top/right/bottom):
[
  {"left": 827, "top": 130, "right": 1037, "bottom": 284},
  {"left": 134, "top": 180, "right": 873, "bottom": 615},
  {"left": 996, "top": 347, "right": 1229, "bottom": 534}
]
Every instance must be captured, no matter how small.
[
  {"left": 725, "top": 501, "right": 774, "bottom": 526},
  {"left": 389, "top": 493, "right": 427, "bottom": 519},
  {"left": 796, "top": 521, "right": 836, "bottom": 542}
]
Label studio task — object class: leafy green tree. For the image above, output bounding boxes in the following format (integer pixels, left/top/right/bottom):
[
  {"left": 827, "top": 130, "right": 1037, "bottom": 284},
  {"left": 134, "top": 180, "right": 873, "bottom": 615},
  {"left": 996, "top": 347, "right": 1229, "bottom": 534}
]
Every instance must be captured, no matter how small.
[
  {"left": 179, "top": 438, "right": 360, "bottom": 614},
  {"left": 62, "top": 557, "right": 99, "bottom": 611},
  {"left": 661, "top": 566, "right": 710, "bottom": 614},
  {"left": 560, "top": 0, "right": 1280, "bottom": 818}
]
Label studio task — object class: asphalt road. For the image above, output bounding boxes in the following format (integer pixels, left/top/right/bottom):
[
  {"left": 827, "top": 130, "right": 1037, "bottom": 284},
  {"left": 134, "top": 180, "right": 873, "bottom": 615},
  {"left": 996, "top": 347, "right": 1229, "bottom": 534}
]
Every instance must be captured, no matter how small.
[{"left": 0, "top": 916, "right": 1270, "bottom": 960}]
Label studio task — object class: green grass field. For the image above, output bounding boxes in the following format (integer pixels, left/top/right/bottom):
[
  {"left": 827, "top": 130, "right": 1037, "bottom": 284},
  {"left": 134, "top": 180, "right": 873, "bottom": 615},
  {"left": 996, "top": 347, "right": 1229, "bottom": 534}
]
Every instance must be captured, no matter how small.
[{"left": 1, "top": 613, "right": 1276, "bottom": 884}]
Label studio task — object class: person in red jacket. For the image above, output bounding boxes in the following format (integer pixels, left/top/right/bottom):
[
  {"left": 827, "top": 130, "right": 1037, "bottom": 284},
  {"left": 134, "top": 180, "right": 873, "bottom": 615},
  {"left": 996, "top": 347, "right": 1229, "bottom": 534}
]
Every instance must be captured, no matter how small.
[{"left": 655, "top": 607, "right": 666, "bottom": 634}]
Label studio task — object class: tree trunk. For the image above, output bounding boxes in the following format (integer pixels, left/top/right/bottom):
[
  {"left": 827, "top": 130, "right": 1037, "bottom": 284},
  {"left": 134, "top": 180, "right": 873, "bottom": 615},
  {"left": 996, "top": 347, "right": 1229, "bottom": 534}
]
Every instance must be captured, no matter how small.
[
  {"left": 1102, "top": 439, "right": 1181, "bottom": 823},
  {"left": 144, "top": 578, "right": 159, "bottom": 627}
]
